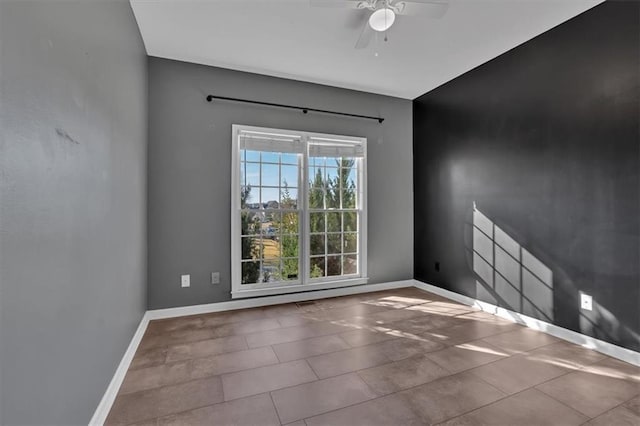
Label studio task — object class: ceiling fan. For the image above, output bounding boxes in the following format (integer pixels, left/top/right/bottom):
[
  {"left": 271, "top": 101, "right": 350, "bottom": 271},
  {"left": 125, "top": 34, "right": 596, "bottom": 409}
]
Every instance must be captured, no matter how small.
[{"left": 310, "top": 0, "right": 450, "bottom": 49}]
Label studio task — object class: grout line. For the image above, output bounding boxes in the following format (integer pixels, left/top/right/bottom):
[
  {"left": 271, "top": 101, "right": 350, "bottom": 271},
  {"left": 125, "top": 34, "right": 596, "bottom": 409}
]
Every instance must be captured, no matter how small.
[{"left": 268, "top": 390, "right": 284, "bottom": 426}]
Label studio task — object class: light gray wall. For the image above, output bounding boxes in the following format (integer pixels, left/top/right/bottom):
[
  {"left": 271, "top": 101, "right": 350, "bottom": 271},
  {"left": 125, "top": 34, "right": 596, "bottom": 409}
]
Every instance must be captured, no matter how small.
[
  {"left": 0, "top": 1, "right": 147, "bottom": 424},
  {"left": 148, "top": 57, "right": 413, "bottom": 309}
]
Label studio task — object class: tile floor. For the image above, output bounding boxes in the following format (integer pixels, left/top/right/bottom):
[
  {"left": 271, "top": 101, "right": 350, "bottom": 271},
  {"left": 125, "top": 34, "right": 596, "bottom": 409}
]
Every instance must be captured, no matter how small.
[{"left": 106, "top": 287, "right": 640, "bottom": 425}]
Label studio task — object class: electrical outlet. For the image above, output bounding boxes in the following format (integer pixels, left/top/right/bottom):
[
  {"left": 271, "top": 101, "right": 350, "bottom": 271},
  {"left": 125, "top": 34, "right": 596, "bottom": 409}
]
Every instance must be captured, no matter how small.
[
  {"left": 211, "top": 272, "right": 220, "bottom": 285},
  {"left": 580, "top": 293, "right": 593, "bottom": 311},
  {"left": 181, "top": 274, "right": 190, "bottom": 288}
]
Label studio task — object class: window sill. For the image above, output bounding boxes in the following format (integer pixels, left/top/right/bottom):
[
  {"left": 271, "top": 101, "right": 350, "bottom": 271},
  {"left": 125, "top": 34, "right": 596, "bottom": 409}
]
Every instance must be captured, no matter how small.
[{"left": 231, "top": 277, "right": 369, "bottom": 299}]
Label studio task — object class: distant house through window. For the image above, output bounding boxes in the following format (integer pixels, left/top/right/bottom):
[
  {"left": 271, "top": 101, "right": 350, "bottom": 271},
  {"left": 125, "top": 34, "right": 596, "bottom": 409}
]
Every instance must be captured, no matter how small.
[{"left": 231, "top": 125, "right": 367, "bottom": 298}]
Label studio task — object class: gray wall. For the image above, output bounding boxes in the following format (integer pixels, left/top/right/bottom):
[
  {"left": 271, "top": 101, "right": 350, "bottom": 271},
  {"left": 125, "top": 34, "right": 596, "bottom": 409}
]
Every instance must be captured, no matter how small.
[
  {"left": 148, "top": 57, "right": 413, "bottom": 309},
  {"left": 414, "top": 1, "right": 639, "bottom": 351},
  {"left": 0, "top": 1, "right": 147, "bottom": 424}
]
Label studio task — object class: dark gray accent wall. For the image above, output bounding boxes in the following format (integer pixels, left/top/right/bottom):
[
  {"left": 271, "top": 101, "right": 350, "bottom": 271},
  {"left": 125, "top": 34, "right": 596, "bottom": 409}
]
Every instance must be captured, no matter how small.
[
  {"left": 148, "top": 57, "right": 413, "bottom": 309},
  {"left": 414, "top": 1, "right": 639, "bottom": 351},
  {"left": 0, "top": 1, "right": 147, "bottom": 424}
]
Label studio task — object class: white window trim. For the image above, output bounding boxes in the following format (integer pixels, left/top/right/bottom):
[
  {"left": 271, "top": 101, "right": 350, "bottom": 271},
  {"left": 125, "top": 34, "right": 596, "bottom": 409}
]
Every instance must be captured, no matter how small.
[{"left": 231, "top": 124, "right": 368, "bottom": 299}]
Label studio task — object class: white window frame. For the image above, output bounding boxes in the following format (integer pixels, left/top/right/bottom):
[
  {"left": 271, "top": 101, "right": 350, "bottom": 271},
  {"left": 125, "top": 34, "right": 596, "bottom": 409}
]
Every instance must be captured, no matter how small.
[{"left": 231, "top": 124, "right": 368, "bottom": 299}]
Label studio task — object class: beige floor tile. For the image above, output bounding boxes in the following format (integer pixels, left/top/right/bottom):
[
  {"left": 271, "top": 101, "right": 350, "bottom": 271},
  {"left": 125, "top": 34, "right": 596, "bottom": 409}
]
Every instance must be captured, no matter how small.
[
  {"left": 304, "top": 393, "right": 423, "bottom": 426},
  {"left": 387, "top": 313, "right": 468, "bottom": 335},
  {"left": 398, "top": 371, "right": 506, "bottom": 424},
  {"left": 211, "top": 317, "right": 282, "bottom": 338},
  {"left": 536, "top": 370, "right": 640, "bottom": 418},
  {"left": 439, "top": 388, "right": 587, "bottom": 426},
  {"left": 166, "top": 335, "right": 247, "bottom": 363},
  {"left": 120, "top": 361, "right": 191, "bottom": 395},
  {"left": 146, "top": 316, "right": 205, "bottom": 336},
  {"left": 222, "top": 360, "right": 317, "bottom": 401},
  {"left": 138, "top": 328, "right": 218, "bottom": 350},
  {"left": 158, "top": 393, "right": 280, "bottom": 426},
  {"left": 190, "top": 346, "right": 279, "bottom": 378},
  {"left": 422, "top": 320, "right": 519, "bottom": 346},
  {"left": 581, "top": 357, "right": 640, "bottom": 383},
  {"left": 200, "top": 308, "right": 267, "bottom": 327},
  {"left": 369, "top": 334, "right": 447, "bottom": 361},
  {"left": 586, "top": 405, "right": 640, "bottom": 426},
  {"left": 365, "top": 307, "right": 428, "bottom": 324},
  {"left": 470, "top": 352, "right": 569, "bottom": 394},
  {"left": 273, "top": 334, "right": 350, "bottom": 362},
  {"left": 245, "top": 324, "right": 320, "bottom": 347},
  {"left": 357, "top": 354, "right": 450, "bottom": 395},
  {"left": 426, "top": 340, "right": 508, "bottom": 373},
  {"left": 625, "top": 395, "right": 640, "bottom": 414},
  {"left": 306, "top": 345, "right": 392, "bottom": 378},
  {"left": 106, "top": 377, "right": 224, "bottom": 425},
  {"left": 338, "top": 328, "right": 398, "bottom": 347},
  {"left": 271, "top": 373, "right": 377, "bottom": 424},
  {"left": 523, "top": 340, "right": 607, "bottom": 370},
  {"left": 130, "top": 346, "right": 168, "bottom": 370},
  {"left": 481, "top": 327, "right": 559, "bottom": 354}
]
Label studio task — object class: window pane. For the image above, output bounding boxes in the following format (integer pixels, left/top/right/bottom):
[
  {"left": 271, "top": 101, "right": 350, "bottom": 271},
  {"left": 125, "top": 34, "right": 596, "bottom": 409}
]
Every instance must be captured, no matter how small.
[
  {"left": 344, "top": 232, "right": 358, "bottom": 253},
  {"left": 281, "top": 212, "right": 299, "bottom": 234},
  {"left": 262, "top": 260, "right": 280, "bottom": 282},
  {"left": 344, "top": 211, "right": 358, "bottom": 232},
  {"left": 343, "top": 254, "right": 358, "bottom": 275},
  {"left": 326, "top": 166, "right": 338, "bottom": 185},
  {"left": 281, "top": 165, "right": 298, "bottom": 187},
  {"left": 245, "top": 163, "right": 260, "bottom": 187},
  {"left": 310, "top": 257, "right": 326, "bottom": 278},
  {"left": 261, "top": 238, "right": 279, "bottom": 261},
  {"left": 261, "top": 187, "right": 279, "bottom": 208},
  {"left": 309, "top": 167, "right": 324, "bottom": 188},
  {"left": 241, "top": 212, "right": 260, "bottom": 235},
  {"left": 280, "top": 187, "right": 298, "bottom": 209},
  {"left": 309, "top": 212, "right": 325, "bottom": 233},
  {"left": 327, "top": 233, "right": 342, "bottom": 254},
  {"left": 326, "top": 212, "right": 341, "bottom": 232},
  {"left": 241, "top": 236, "right": 260, "bottom": 260},
  {"left": 261, "top": 152, "right": 280, "bottom": 164},
  {"left": 241, "top": 187, "right": 256, "bottom": 209},
  {"left": 327, "top": 255, "right": 341, "bottom": 276},
  {"left": 282, "top": 258, "right": 299, "bottom": 280},
  {"left": 310, "top": 234, "right": 325, "bottom": 256},
  {"left": 262, "top": 164, "right": 279, "bottom": 187},
  {"left": 241, "top": 261, "right": 261, "bottom": 284},
  {"left": 281, "top": 235, "right": 299, "bottom": 258},
  {"left": 309, "top": 189, "right": 324, "bottom": 209},
  {"left": 281, "top": 153, "right": 298, "bottom": 165},
  {"left": 326, "top": 188, "right": 339, "bottom": 209},
  {"left": 245, "top": 150, "right": 260, "bottom": 162},
  {"left": 261, "top": 212, "right": 281, "bottom": 240}
]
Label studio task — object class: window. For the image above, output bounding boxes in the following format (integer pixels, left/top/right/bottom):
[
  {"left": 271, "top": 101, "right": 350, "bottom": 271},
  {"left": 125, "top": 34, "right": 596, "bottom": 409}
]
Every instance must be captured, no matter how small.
[{"left": 231, "top": 125, "right": 367, "bottom": 298}]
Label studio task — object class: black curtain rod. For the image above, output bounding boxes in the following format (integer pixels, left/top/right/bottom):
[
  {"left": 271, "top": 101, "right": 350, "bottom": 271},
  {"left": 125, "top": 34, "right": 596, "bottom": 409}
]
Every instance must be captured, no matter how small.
[{"left": 206, "top": 95, "right": 384, "bottom": 123}]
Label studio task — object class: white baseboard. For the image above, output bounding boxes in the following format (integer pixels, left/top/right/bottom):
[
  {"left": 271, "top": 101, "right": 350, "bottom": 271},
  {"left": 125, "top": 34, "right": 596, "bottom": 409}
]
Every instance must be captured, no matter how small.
[
  {"left": 413, "top": 279, "right": 640, "bottom": 367},
  {"left": 147, "top": 280, "right": 414, "bottom": 320},
  {"left": 89, "top": 312, "right": 150, "bottom": 426}
]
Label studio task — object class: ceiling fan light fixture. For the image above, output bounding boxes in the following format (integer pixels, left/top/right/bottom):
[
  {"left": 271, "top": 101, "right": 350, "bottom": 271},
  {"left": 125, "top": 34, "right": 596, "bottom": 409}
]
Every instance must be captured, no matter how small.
[{"left": 368, "top": 8, "right": 395, "bottom": 32}]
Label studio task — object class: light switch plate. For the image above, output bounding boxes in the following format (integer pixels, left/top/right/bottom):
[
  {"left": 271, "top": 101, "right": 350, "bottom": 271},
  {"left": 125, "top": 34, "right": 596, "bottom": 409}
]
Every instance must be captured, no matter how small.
[
  {"left": 181, "top": 274, "right": 190, "bottom": 288},
  {"left": 211, "top": 272, "right": 220, "bottom": 284},
  {"left": 580, "top": 293, "right": 593, "bottom": 311}
]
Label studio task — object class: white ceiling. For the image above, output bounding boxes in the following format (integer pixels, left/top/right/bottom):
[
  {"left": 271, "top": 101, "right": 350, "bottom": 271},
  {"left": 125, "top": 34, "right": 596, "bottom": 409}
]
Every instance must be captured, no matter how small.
[{"left": 130, "top": 0, "right": 603, "bottom": 99}]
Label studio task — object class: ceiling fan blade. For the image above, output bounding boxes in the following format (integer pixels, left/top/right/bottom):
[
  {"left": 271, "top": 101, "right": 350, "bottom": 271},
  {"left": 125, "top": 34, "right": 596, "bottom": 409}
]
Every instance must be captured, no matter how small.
[
  {"left": 309, "top": 0, "right": 368, "bottom": 9},
  {"left": 394, "top": 0, "right": 449, "bottom": 18},
  {"left": 355, "top": 19, "right": 374, "bottom": 49}
]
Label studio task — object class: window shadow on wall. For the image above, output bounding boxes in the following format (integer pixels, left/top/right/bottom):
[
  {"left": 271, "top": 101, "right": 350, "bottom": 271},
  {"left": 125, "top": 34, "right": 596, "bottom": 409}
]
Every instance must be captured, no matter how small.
[
  {"left": 468, "top": 203, "right": 640, "bottom": 352},
  {"left": 471, "top": 204, "right": 554, "bottom": 322}
]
